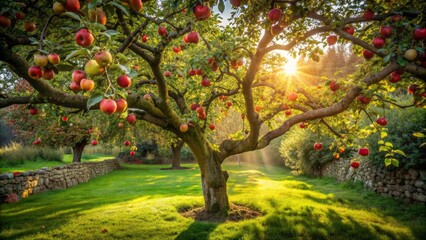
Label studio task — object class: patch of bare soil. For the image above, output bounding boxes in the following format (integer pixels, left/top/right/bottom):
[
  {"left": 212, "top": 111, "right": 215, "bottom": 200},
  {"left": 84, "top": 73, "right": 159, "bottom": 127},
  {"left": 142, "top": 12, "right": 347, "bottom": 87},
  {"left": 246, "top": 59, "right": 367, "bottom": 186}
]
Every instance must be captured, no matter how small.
[{"left": 180, "top": 203, "right": 262, "bottom": 223}]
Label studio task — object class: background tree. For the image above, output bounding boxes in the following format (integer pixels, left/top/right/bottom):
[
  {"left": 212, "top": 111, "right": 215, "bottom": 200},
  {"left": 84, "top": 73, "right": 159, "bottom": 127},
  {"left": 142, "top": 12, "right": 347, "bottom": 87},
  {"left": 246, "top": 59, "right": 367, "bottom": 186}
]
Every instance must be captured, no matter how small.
[{"left": 0, "top": 0, "right": 425, "bottom": 215}]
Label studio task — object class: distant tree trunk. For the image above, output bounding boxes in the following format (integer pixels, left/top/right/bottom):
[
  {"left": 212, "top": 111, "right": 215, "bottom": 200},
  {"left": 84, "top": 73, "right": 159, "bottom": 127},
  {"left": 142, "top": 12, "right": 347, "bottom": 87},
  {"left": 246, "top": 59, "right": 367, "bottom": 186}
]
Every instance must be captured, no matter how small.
[
  {"left": 72, "top": 139, "right": 88, "bottom": 163},
  {"left": 171, "top": 140, "right": 184, "bottom": 169}
]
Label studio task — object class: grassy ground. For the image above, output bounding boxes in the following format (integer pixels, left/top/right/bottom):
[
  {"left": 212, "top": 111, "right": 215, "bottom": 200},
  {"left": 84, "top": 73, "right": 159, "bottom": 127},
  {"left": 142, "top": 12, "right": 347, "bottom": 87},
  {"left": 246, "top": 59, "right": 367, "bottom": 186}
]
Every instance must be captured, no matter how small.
[
  {"left": 0, "top": 154, "right": 113, "bottom": 173},
  {"left": 1, "top": 163, "right": 425, "bottom": 240}
]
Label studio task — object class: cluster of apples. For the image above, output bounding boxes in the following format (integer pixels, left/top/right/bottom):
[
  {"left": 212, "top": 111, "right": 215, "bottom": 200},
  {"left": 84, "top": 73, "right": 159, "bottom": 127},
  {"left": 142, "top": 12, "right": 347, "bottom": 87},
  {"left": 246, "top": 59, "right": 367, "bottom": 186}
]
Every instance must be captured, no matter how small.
[
  {"left": 28, "top": 53, "right": 60, "bottom": 80},
  {"left": 0, "top": 2, "right": 36, "bottom": 32},
  {"left": 268, "top": 8, "right": 287, "bottom": 36}
]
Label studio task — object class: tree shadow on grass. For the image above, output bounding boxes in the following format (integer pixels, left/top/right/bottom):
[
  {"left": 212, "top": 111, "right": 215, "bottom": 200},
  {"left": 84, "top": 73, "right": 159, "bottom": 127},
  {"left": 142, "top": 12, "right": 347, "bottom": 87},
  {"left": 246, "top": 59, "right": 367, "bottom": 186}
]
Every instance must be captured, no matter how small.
[{"left": 175, "top": 221, "right": 218, "bottom": 240}]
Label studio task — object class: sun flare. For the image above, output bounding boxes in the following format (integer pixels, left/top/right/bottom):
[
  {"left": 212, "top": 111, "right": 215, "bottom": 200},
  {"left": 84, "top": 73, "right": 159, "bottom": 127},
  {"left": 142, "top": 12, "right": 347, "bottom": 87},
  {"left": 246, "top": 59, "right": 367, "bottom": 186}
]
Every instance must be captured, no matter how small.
[{"left": 283, "top": 58, "right": 298, "bottom": 75}]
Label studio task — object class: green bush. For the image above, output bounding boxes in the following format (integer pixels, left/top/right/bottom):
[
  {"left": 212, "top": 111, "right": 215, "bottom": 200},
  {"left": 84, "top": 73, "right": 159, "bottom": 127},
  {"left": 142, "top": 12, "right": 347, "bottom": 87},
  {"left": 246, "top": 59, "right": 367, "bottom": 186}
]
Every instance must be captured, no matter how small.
[
  {"left": 0, "top": 143, "right": 63, "bottom": 166},
  {"left": 280, "top": 129, "right": 353, "bottom": 176},
  {"left": 366, "top": 107, "right": 426, "bottom": 169}
]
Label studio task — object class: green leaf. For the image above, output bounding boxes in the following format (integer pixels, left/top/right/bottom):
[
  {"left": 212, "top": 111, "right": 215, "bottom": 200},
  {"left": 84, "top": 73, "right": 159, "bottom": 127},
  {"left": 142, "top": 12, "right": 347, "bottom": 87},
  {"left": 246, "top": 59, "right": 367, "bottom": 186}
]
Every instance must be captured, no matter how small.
[
  {"left": 218, "top": 0, "right": 225, "bottom": 13},
  {"left": 116, "top": 53, "right": 128, "bottom": 61},
  {"left": 385, "top": 142, "right": 394, "bottom": 147},
  {"left": 118, "top": 64, "right": 130, "bottom": 74},
  {"left": 378, "top": 140, "right": 385, "bottom": 145},
  {"left": 391, "top": 158, "right": 399, "bottom": 167},
  {"left": 379, "top": 146, "right": 388, "bottom": 152},
  {"left": 110, "top": 1, "right": 129, "bottom": 16},
  {"left": 413, "top": 132, "right": 425, "bottom": 138},
  {"left": 55, "top": 64, "right": 75, "bottom": 71},
  {"left": 104, "top": 30, "right": 120, "bottom": 36},
  {"left": 87, "top": 93, "right": 103, "bottom": 110},
  {"left": 397, "top": 56, "right": 407, "bottom": 66},
  {"left": 393, "top": 149, "right": 406, "bottom": 157},
  {"left": 62, "top": 12, "right": 81, "bottom": 21},
  {"left": 383, "top": 53, "right": 392, "bottom": 63},
  {"left": 384, "top": 158, "right": 391, "bottom": 166},
  {"left": 380, "top": 131, "right": 388, "bottom": 139},
  {"left": 65, "top": 49, "right": 89, "bottom": 61}
]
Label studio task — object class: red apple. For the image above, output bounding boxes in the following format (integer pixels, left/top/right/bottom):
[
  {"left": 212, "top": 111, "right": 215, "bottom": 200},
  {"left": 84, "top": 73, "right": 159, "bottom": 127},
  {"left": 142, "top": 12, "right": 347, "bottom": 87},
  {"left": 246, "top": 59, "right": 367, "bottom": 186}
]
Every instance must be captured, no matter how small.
[
  {"left": 209, "top": 124, "right": 216, "bottom": 130},
  {"left": 91, "top": 139, "right": 98, "bottom": 146},
  {"left": 183, "top": 35, "right": 189, "bottom": 43},
  {"left": 408, "top": 84, "right": 419, "bottom": 94},
  {"left": 180, "top": 124, "right": 188, "bottom": 132},
  {"left": 29, "top": 108, "right": 38, "bottom": 115},
  {"left": 191, "top": 103, "right": 200, "bottom": 110},
  {"left": 24, "top": 22, "right": 36, "bottom": 32},
  {"left": 69, "top": 81, "right": 81, "bottom": 91},
  {"left": 129, "top": 0, "right": 142, "bottom": 12},
  {"left": 124, "top": 140, "right": 131, "bottom": 146},
  {"left": 314, "top": 142, "right": 323, "bottom": 151},
  {"left": 330, "top": 80, "right": 340, "bottom": 91},
  {"left": 193, "top": 4, "right": 211, "bottom": 21},
  {"left": 391, "top": 15, "right": 402, "bottom": 22},
  {"left": 413, "top": 28, "right": 426, "bottom": 41},
  {"left": 380, "top": 26, "right": 392, "bottom": 38},
  {"left": 115, "top": 99, "right": 128, "bottom": 113},
  {"left": 268, "top": 8, "right": 282, "bottom": 23},
  {"left": 255, "top": 105, "right": 261, "bottom": 112},
  {"left": 196, "top": 106, "right": 204, "bottom": 114},
  {"left": 201, "top": 78, "right": 211, "bottom": 87},
  {"left": 89, "top": 8, "right": 107, "bottom": 25},
  {"left": 196, "top": 69, "right": 203, "bottom": 75},
  {"left": 197, "top": 112, "right": 207, "bottom": 120},
  {"left": 376, "top": 117, "right": 387, "bottom": 126},
  {"left": 173, "top": 46, "right": 181, "bottom": 53},
  {"left": 285, "top": 109, "right": 292, "bottom": 115},
  {"left": 127, "top": 113, "right": 137, "bottom": 124},
  {"left": 226, "top": 101, "right": 233, "bottom": 107},
  {"left": 130, "top": 151, "right": 135, "bottom": 156},
  {"left": 15, "top": 12, "right": 24, "bottom": 21},
  {"left": 28, "top": 66, "right": 43, "bottom": 79},
  {"left": 65, "top": 0, "right": 80, "bottom": 12},
  {"left": 95, "top": 50, "right": 112, "bottom": 67},
  {"left": 72, "top": 70, "right": 86, "bottom": 84},
  {"left": 117, "top": 75, "right": 131, "bottom": 88},
  {"left": 158, "top": 26, "right": 168, "bottom": 37},
  {"left": 358, "top": 147, "right": 369, "bottom": 156},
  {"left": 141, "top": 34, "right": 148, "bottom": 42},
  {"left": 164, "top": 70, "right": 172, "bottom": 78},
  {"left": 327, "top": 35, "right": 337, "bottom": 45},
  {"left": 333, "top": 153, "right": 340, "bottom": 159},
  {"left": 75, "top": 29, "right": 94, "bottom": 47},
  {"left": 43, "top": 69, "right": 55, "bottom": 80},
  {"left": 372, "top": 37, "right": 385, "bottom": 48},
  {"left": 188, "top": 69, "right": 196, "bottom": 76},
  {"left": 362, "top": 9, "right": 374, "bottom": 20},
  {"left": 47, "top": 53, "right": 60, "bottom": 65},
  {"left": 389, "top": 72, "right": 400, "bottom": 83},
  {"left": 362, "top": 49, "right": 374, "bottom": 60},
  {"left": 356, "top": 95, "right": 371, "bottom": 104},
  {"left": 299, "top": 122, "right": 307, "bottom": 128},
  {"left": 88, "top": 128, "right": 93, "bottom": 133},
  {"left": 100, "top": 99, "right": 117, "bottom": 115},
  {"left": 343, "top": 26, "right": 355, "bottom": 35},
  {"left": 187, "top": 31, "right": 200, "bottom": 44},
  {"left": 0, "top": 16, "right": 11, "bottom": 28},
  {"left": 80, "top": 78, "right": 95, "bottom": 91},
  {"left": 61, "top": 116, "right": 68, "bottom": 122},
  {"left": 350, "top": 161, "right": 360, "bottom": 168},
  {"left": 288, "top": 92, "right": 298, "bottom": 101},
  {"left": 230, "top": 0, "right": 241, "bottom": 7}
]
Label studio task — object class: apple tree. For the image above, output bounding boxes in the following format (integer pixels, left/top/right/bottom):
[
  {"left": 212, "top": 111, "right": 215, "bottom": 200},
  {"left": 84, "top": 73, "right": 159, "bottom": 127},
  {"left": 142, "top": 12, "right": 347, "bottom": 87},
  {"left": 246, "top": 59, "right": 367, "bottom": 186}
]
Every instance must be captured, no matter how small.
[{"left": 0, "top": 0, "right": 425, "bottom": 215}]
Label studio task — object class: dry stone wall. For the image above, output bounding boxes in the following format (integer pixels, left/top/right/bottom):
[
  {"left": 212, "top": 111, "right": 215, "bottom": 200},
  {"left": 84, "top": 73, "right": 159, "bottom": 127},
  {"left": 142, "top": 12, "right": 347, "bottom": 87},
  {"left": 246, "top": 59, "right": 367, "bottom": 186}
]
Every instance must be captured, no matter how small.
[
  {"left": 321, "top": 158, "right": 426, "bottom": 203},
  {"left": 0, "top": 159, "right": 120, "bottom": 200}
]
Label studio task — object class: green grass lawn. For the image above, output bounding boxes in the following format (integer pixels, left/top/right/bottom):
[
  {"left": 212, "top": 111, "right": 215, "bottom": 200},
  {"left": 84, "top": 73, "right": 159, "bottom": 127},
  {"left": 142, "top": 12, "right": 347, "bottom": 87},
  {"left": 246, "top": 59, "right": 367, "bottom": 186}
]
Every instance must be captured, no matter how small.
[
  {"left": 0, "top": 154, "right": 113, "bottom": 173},
  {"left": 1, "top": 163, "right": 425, "bottom": 240}
]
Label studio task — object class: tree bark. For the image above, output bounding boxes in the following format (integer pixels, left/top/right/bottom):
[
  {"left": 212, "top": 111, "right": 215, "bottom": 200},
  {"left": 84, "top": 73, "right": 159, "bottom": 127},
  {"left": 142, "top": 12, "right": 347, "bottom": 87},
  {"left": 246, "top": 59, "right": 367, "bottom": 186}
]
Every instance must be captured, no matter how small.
[
  {"left": 72, "top": 139, "right": 87, "bottom": 163},
  {"left": 170, "top": 140, "right": 184, "bottom": 169}
]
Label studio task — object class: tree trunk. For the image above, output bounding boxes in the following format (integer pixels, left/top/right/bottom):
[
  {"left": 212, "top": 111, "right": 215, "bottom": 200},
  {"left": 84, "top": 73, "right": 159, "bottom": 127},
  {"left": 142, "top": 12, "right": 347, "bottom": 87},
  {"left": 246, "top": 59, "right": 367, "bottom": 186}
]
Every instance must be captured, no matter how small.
[
  {"left": 170, "top": 140, "right": 184, "bottom": 169},
  {"left": 72, "top": 140, "right": 87, "bottom": 163}
]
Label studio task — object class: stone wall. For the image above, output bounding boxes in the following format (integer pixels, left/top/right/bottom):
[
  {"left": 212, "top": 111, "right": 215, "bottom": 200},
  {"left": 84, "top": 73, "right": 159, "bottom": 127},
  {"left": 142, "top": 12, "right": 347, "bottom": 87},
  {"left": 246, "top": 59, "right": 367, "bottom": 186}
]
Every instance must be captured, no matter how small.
[
  {"left": 321, "top": 158, "right": 426, "bottom": 203},
  {"left": 0, "top": 159, "right": 120, "bottom": 200}
]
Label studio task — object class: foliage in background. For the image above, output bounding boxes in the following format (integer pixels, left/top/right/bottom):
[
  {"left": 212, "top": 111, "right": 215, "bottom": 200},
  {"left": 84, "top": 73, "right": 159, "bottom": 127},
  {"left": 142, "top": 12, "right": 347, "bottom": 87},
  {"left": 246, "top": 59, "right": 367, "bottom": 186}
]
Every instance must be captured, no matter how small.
[{"left": 0, "top": 142, "right": 63, "bottom": 167}]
